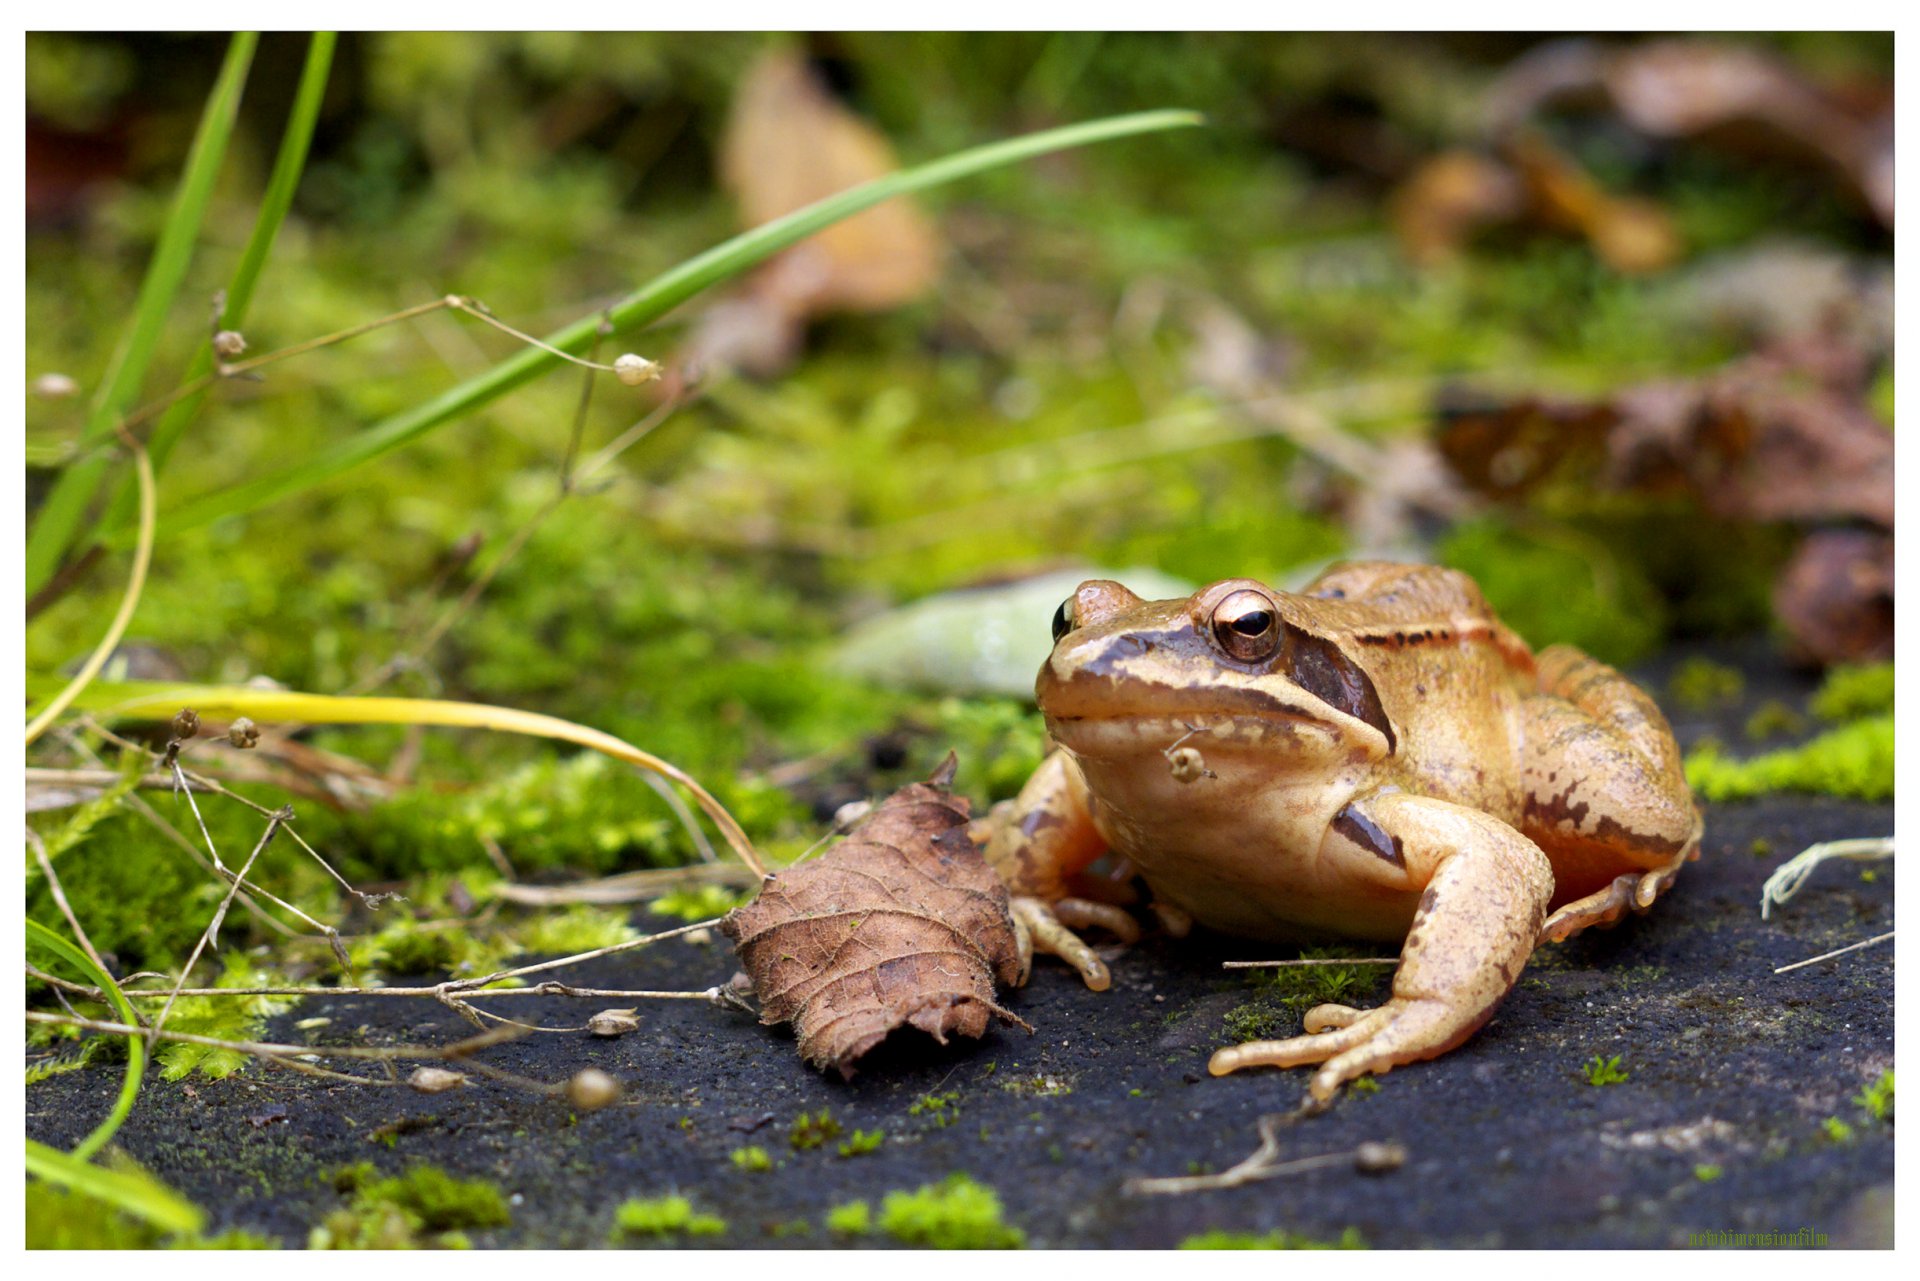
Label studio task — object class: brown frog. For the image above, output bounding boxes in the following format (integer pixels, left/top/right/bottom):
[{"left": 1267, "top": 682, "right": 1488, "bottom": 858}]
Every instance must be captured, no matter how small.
[{"left": 982, "top": 561, "right": 1701, "bottom": 1102}]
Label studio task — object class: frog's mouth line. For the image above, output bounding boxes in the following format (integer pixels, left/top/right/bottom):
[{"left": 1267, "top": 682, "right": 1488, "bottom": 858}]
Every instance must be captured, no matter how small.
[{"left": 1044, "top": 709, "right": 1337, "bottom": 751}]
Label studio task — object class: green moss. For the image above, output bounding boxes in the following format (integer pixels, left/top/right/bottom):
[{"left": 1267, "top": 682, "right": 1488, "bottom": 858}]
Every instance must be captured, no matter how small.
[
  {"left": 1581, "top": 1055, "right": 1630, "bottom": 1087},
  {"left": 1348, "top": 1077, "right": 1380, "bottom": 1096},
  {"left": 1179, "top": 1227, "right": 1367, "bottom": 1249},
  {"left": 1854, "top": 1070, "right": 1894, "bottom": 1122},
  {"left": 514, "top": 904, "right": 636, "bottom": 954},
  {"left": 789, "top": 1109, "right": 843, "bottom": 1150},
  {"left": 312, "top": 1163, "right": 508, "bottom": 1249},
  {"left": 648, "top": 884, "right": 752, "bottom": 923},
  {"left": 1693, "top": 1164, "right": 1723, "bottom": 1183},
  {"left": 878, "top": 1174, "right": 1025, "bottom": 1249},
  {"left": 837, "top": 1129, "right": 885, "bottom": 1157},
  {"left": 729, "top": 1145, "right": 772, "bottom": 1172},
  {"left": 1225, "top": 949, "right": 1388, "bottom": 1043},
  {"left": 826, "top": 1201, "right": 873, "bottom": 1237},
  {"left": 1666, "top": 658, "right": 1745, "bottom": 711},
  {"left": 1821, "top": 1116, "right": 1855, "bottom": 1143},
  {"left": 611, "top": 1195, "right": 726, "bottom": 1240},
  {"left": 1743, "top": 700, "right": 1804, "bottom": 741},
  {"left": 1685, "top": 715, "right": 1893, "bottom": 802},
  {"left": 909, "top": 1091, "right": 961, "bottom": 1126},
  {"left": 152, "top": 954, "right": 301, "bottom": 1080},
  {"left": 1811, "top": 662, "right": 1894, "bottom": 722},
  {"left": 997, "top": 1072, "right": 1073, "bottom": 1097}
]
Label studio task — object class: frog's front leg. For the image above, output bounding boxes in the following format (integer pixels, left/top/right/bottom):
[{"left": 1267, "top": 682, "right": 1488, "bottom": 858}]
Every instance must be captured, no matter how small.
[
  {"left": 981, "top": 749, "right": 1138, "bottom": 992},
  {"left": 1210, "top": 794, "right": 1552, "bottom": 1102}
]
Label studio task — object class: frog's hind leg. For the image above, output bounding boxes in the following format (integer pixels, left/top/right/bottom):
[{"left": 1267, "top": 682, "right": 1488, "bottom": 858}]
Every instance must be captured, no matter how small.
[
  {"left": 1209, "top": 795, "right": 1552, "bottom": 1102},
  {"left": 1521, "top": 645, "right": 1703, "bottom": 944}
]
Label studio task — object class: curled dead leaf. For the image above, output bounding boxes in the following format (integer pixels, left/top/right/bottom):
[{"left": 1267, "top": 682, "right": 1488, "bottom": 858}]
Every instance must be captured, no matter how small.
[{"left": 721, "top": 754, "right": 1030, "bottom": 1078}]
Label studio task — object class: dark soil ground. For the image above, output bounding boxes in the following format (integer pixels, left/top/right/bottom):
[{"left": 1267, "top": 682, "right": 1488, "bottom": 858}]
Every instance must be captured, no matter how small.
[{"left": 26, "top": 640, "right": 1894, "bottom": 1249}]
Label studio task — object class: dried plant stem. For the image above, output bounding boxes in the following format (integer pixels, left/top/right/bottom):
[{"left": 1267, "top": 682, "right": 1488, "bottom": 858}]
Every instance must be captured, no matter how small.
[
  {"left": 56, "top": 735, "right": 298, "bottom": 938},
  {"left": 1125, "top": 1106, "right": 1355, "bottom": 1195},
  {"left": 32, "top": 971, "right": 731, "bottom": 1005},
  {"left": 81, "top": 686, "right": 768, "bottom": 877},
  {"left": 1760, "top": 836, "right": 1894, "bottom": 919},
  {"left": 26, "top": 829, "right": 112, "bottom": 977},
  {"left": 148, "top": 808, "right": 290, "bottom": 1045},
  {"left": 445, "top": 917, "right": 720, "bottom": 990},
  {"left": 495, "top": 862, "right": 754, "bottom": 906},
  {"left": 1222, "top": 957, "right": 1400, "bottom": 969},
  {"left": 1774, "top": 931, "right": 1895, "bottom": 975},
  {"left": 27, "top": 1009, "right": 517, "bottom": 1066},
  {"left": 23, "top": 432, "right": 155, "bottom": 746}
]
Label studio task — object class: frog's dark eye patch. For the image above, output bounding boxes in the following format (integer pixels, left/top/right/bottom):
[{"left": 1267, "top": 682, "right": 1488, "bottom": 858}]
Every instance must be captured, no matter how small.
[
  {"left": 1210, "top": 589, "right": 1281, "bottom": 662},
  {"left": 1051, "top": 599, "right": 1074, "bottom": 644},
  {"left": 1282, "top": 625, "right": 1397, "bottom": 752}
]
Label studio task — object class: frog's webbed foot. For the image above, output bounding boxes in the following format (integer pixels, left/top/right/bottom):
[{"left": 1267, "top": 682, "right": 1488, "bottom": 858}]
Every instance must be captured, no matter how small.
[
  {"left": 1538, "top": 838, "right": 1698, "bottom": 943},
  {"left": 1210, "top": 995, "right": 1469, "bottom": 1101},
  {"left": 1210, "top": 794, "right": 1554, "bottom": 1102},
  {"left": 1009, "top": 895, "right": 1139, "bottom": 992}
]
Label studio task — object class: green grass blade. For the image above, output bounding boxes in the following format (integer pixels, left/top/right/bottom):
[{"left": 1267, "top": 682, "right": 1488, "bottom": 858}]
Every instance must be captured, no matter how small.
[
  {"left": 25, "top": 31, "right": 260, "bottom": 597},
  {"left": 124, "top": 32, "right": 339, "bottom": 499},
  {"left": 25, "top": 1139, "right": 206, "bottom": 1237},
  {"left": 26, "top": 919, "right": 147, "bottom": 1160},
  {"left": 139, "top": 108, "right": 1204, "bottom": 542}
]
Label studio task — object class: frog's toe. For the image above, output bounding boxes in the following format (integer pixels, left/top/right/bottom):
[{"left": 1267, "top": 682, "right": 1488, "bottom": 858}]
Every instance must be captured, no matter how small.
[
  {"left": 1010, "top": 896, "right": 1112, "bottom": 992},
  {"left": 1207, "top": 1008, "right": 1391, "bottom": 1077},
  {"left": 1211, "top": 996, "right": 1474, "bottom": 1102},
  {"left": 1052, "top": 896, "right": 1142, "bottom": 945},
  {"left": 1302, "top": 1003, "right": 1366, "bottom": 1033}
]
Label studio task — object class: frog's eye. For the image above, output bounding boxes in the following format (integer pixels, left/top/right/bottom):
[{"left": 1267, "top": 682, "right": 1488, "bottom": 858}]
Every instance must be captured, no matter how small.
[
  {"left": 1211, "top": 589, "right": 1280, "bottom": 661},
  {"left": 1050, "top": 598, "right": 1075, "bottom": 644}
]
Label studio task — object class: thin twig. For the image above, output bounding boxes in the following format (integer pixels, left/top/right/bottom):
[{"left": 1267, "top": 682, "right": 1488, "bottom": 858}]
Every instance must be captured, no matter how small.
[
  {"left": 31, "top": 971, "right": 730, "bottom": 1004},
  {"left": 1222, "top": 958, "right": 1400, "bottom": 969},
  {"left": 25, "top": 829, "right": 112, "bottom": 977},
  {"left": 494, "top": 861, "right": 755, "bottom": 906},
  {"left": 1773, "top": 931, "right": 1895, "bottom": 975},
  {"left": 444, "top": 917, "right": 720, "bottom": 991},
  {"left": 149, "top": 808, "right": 290, "bottom": 1046}
]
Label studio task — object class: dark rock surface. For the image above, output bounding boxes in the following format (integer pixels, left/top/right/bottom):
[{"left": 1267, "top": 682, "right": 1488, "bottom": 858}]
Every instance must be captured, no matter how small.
[{"left": 26, "top": 641, "right": 1894, "bottom": 1248}]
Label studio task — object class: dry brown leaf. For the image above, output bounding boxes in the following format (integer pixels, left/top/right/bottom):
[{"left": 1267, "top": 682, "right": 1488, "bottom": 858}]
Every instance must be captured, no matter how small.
[
  {"left": 1389, "top": 134, "right": 1679, "bottom": 274},
  {"left": 1485, "top": 37, "right": 1892, "bottom": 227},
  {"left": 720, "top": 48, "right": 941, "bottom": 318},
  {"left": 1773, "top": 529, "right": 1894, "bottom": 665},
  {"left": 1434, "top": 334, "right": 1893, "bottom": 665},
  {"left": 1438, "top": 336, "right": 1891, "bottom": 528},
  {"left": 720, "top": 754, "right": 1028, "bottom": 1078}
]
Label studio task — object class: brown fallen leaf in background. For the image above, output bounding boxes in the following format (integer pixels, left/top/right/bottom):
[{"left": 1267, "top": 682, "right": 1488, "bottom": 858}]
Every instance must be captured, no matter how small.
[
  {"left": 1773, "top": 529, "right": 1893, "bottom": 665},
  {"left": 687, "top": 48, "right": 943, "bottom": 377},
  {"left": 721, "top": 754, "right": 1028, "bottom": 1078},
  {"left": 1484, "top": 37, "right": 1893, "bottom": 227},
  {"left": 1437, "top": 334, "right": 1891, "bottom": 528},
  {"left": 1391, "top": 133, "right": 1680, "bottom": 274},
  {"left": 1434, "top": 333, "right": 1892, "bottom": 664}
]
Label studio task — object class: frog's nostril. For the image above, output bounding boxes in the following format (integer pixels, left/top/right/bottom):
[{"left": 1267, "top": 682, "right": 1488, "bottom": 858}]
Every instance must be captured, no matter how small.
[{"left": 1072, "top": 580, "right": 1143, "bottom": 628}]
